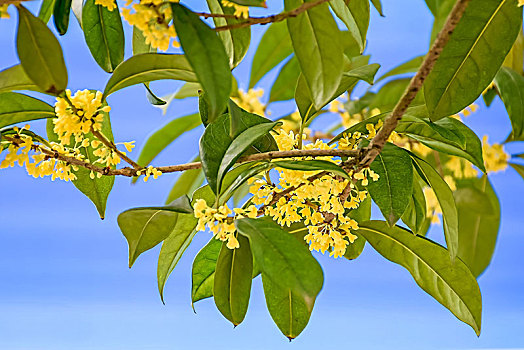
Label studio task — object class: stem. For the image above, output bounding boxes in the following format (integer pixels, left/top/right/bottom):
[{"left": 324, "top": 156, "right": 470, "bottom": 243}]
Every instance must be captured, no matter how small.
[{"left": 91, "top": 128, "right": 141, "bottom": 170}]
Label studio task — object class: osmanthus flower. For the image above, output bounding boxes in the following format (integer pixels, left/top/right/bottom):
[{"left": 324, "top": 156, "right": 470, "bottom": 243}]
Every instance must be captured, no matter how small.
[
  {"left": 232, "top": 88, "right": 266, "bottom": 116},
  {"left": 0, "top": 4, "right": 9, "bottom": 18},
  {"left": 221, "top": 0, "right": 249, "bottom": 18},
  {"left": 137, "top": 165, "right": 163, "bottom": 182},
  {"left": 482, "top": 135, "right": 509, "bottom": 173},
  {"left": 122, "top": 0, "right": 180, "bottom": 51},
  {"left": 95, "top": 0, "right": 117, "bottom": 11}
]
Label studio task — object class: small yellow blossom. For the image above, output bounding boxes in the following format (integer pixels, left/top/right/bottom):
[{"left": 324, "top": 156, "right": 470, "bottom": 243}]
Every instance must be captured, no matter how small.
[
  {"left": 95, "top": 0, "right": 117, "bottom": 11},
  {"left": 0, "top": 4, "right": 10, "bottom": 18},
  {"left": 232, "top": 88, "right": 266, "bottom": 116},
  {"left": 141, "top": 165, "right": 162, "bottom": 182},
  {"left": 221, "top": 0, "right": 249, "bottom": 18},
  {"left": 482, "top": 135, "right": 509, "bottom": 173}
]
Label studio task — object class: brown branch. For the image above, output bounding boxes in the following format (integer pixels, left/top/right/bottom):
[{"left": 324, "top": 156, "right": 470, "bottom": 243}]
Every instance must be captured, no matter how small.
[
  {"left": 213, "top": 0, "right": 331, "bottom": 32},
  {"left": 195, "top": 12, "right": 242, "bottom": 20},
  {"left": 91, "top": 129, "right": 141, "bottom": 170},
  {"left": 358, "top": 0, "right": 472, "bottom": 169}
]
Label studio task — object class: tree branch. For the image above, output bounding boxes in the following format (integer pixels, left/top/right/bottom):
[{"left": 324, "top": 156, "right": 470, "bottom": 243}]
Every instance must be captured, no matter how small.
[{"left": 358, "top": 0, "right": 472, "bottom": 169}]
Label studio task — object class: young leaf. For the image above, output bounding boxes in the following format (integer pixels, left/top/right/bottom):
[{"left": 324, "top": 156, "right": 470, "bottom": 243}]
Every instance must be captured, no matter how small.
[
  {"left": 235, "top": 217, "right": 324, "bottom": 311},
  {"left": 38, "top": 0, "right": 56, "bottom": 23},
  {"left": 214, "top": 235, "right": 253, "bottom": 325},
  {"left": 357, "top": 221, "right": 482, "bottom": 336},
  {"left": 262, "top": 274, "right": 313, "bottom": 340},
  {"left": 103, "top": 53, "right": 197, "bottom": 98},
  {"left": 424, "top": 0, "right": 523, "bottom": 120},
  {"left": 411, "top": 155, "right": 459, "bottom": 260},
  {"left": 285, "top": 0, "right": 343, "bottom": 109},
  {"left": 192, "top": 238, "right": 222, "bottom": 306},
  {"left": 0, "top": 92, "right": 54, "bottom": 128},
  {"left": 82, "top": 0, "right": 125, "bottom": 73},
  {"left": 53, "top": 0, "right": 72, "bottom": 35},
  {"left": 503, "top": 29, "right": 524, "bottom": 75},
  {"left": 249, "top": 21, "right": 292, "bottom": 88},
  {"left": 0, "top": 65, "right": 42, "bottom": 94},
  {"left": 344, "top": 195, "right": 371, "bottom": 260},
  {"left": 268, "top": 56, "right": 300, "bottom": 103},
  {"left": 367, "top": 142, "right": 413, "bottom": 226},
  {"left": 494, "top": 67, "right": 524, "bottom": 142},
  {"left": 16, "top": 5, "right": 68, "bottom": 95},
  {"left": 455, "top": 176, "right": 500, "bottom": 277},
  {"left": 206, "top": 0, "right": 251, "bottom": 68},
  {"left": 329, "top": 0, "right": 369, "bottom": 53},
  {"left": 171, "top": 3, "right": 232, "bottom": 124},
  {"left": 401, "top": 172, "right": 428, "bottom": 235},
  {"left": 118, "top": 196, "right": 193, "bottom": 268}
]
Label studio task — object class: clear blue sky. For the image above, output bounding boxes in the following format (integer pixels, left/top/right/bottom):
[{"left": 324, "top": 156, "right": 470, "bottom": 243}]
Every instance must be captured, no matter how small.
[{"left": 1, "top": 1, "right": 523, "bottom": 349}]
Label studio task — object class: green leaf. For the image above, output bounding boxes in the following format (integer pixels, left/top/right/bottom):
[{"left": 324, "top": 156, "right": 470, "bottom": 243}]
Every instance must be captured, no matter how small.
[
  {"left": 214, "top": 235, "right": 253, "bottom": 325},
  {"left": 192, "top": 237, "right": 222, "bottom": 306},
  {"left": 369, "top": 78, "right": 425, "bottom": 112},
  {"left": 227, "top": 0, "right": 266, "bottom": 6},
  {"left": 411, "top": 155, "right": 459, "bottom": 260},
  {"left": 509, "top": 162, "right": 524, "bottom": 182},
  {"left": 249, "top": 21, "right": 292, "bottom": 88},
  {"left": 424, "top": 0, "right": 523, "bottom": 120},
  {"left": 0, "top": 92, "right": 54, "bottom": 128},
  {"left": 285, "top": 0, "right": 343, "bottom": 109},
  {"left": 273, "top": 160, "right": 350, "bottom": 179},
  {"left": 262, "top": 274, "right": 313, "bottom": 339},
  {"left": 455, "top": 176, "right": 500, "bottom": 277},
  {"left": 38, "top": 0, "right": 56, "bottom": 23},
  {"left": 206, "top": 0, "right": 251, "bottom": 68},
  {"left": 268, "top": 56, "right": 300, "bottom": 103},
  {"left": 401, "top": 172, "right": 428, "bottom": 235},
  {"left": 118, "top": 196, "right": 193, "bottom": 268},
  {"left": 329, "top": 0, "right": 369, "bottom": 53},
  {"left": 103, "top": 53, "right": 197, "bottom": 98},
  {"left": 143, "top": 83, "right": 167, "bottom": 106},
  {"left": 172, "top": 3, "right": 232, "bottom": 124},
  {"left": 46, "top": 108, "right": 115, "bottom": 219},
  {"left": 157, "top": 187, "right": 215, "bottom": 301},
  {"left": 494, "top": 67, "right": 524, "bottom": 141},
  {"left": 16, "top": 5, "right": 68, "bottom": 95},
  {"left": 135, "top": 113, "right": 200, "bottom": 168},
  {"left": 82, "top": 0, "right": 125, "bottom": 73},
  {"left": 503, "top": 28, "right": 524, "bottom": 75},
  {"left": 344, "top": 195, "right": 371, "bottom": 260},
  {"left": 370, "top": 0, "right": 384, "bottom": 16},
  {"left": 357, "top": 221, "right": 482, "bottom": 336},
  {"left": 376, "top": 55, "right": 424, "bottom": 83},
  {"left": 199, "top": 112, "right": 277, "bottom": 195},
  {"left": 71, "top": 0, "right": 83, "bottom": 27},
  {"left": 0, "top": 65, "right": 42, "bottom": 94},
  {"left": 367, "top": 142, "right": 413, "bottom": 226},
  {"left": 218, "top": 162, "right": 271, "bottom": 204},
  {"left": 132, "top": 26, "right": 155, "bottom": 55},
  {"left": 53, "top": 0, "right": 72, "bottom": 35},
  {"left": 236, "top": 217, "right": 324, "bottom": 310}
]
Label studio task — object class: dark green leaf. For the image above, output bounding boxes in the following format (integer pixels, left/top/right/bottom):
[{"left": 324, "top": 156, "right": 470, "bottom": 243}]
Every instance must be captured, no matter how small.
[
  {"left": 103, "top": 53, "right": 197, "bottom": 98},
  {"left": 424, "top": 0, "right": 523, "bottom": 120},
  {"left": 82, "top": 0, "right": 125, "bottom": 73},
  {"left": 367, "top": 142, "right": 413, "bottom": 226},
  {"left": 53, "top": 0, "right": 72, "bottom": 35},
  {"left": 16, "top": 5, "right": 68, "bottom": 94},
  {"left": 219, "top": 162, "right": 271, "bottom": 204},
  {"left": 236, "top": 217, "right": 323, "bottom": 311},
  {"left": 401, "top": 171, "right": 428, "bottom": 235},
  {"left": 214, "top": 235, "right": 253, "bottom": 325},
  {"left": 273, "top": 159, "right": 350, "bottom": 179},
  {"left": 268, "top": 56, "right": 300, "bottom": 103},
  {"left": 357, "top": 221, "right": 482, "bottom": 336},
  {"left": 376, "top": 55, "right": 424, "bottom": 83},
  {"left": 0, "top": 92, "right": 54, "bottom": 128},
  {"left": 455, "top": 176, "right": 500, "bottom": 277},
  {"left": 370, "top": 0, "right": 384, "bottom": 16},
  {"left": 192, "top": 237, "right": 222, "bottom": 306},
  {"left": 330, "top": 0, "right": 369, "bottom": 52},
  {"left": 172, "top": 3, "right": 232, "bottom": 124},
  {"left": 0, "top": 65, "right": 42, "bottom": 94},
  {"left": 144, "top": 83, "right": 167, "bottom": 106},
  {"left": 249, "top": 21, "right": 292, "bottom": 88},
  {"left": 494, "top": 67, "right": 524, "bottom": 141},
  {"left": 38, "top": 0, "right": 56, "bottom": 23},
  {"left": 503, "top": 28, "right": 524, "bottom": 75},
  {"left": 286, "top": 0, "right": 343, "bottom": 109}
]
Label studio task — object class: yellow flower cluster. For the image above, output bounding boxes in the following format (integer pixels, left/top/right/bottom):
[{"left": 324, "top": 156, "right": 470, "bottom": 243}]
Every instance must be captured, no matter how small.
[
  {"left": 232, "top": 88, "right": 266, "bottom": 116},
  {"left": 137, "top": 165, "right": 163, "bottom": 182},
  {"left": 328, "top": 95, "right": 382, "bottom": 129},
  {"left": 519, "top": 0, "right": 524, "bottom": 7},
  {"left": 122, "top": 0, "right": 179, "bottom": 51},
  {"left": 0, "top": 4, "right": 9, "bottom": 18},
  {"left": 95, "top": 0, "right": 117, "bottom": 11},
  {"left": 221, "top": 0, "right": 249, "bottom": 18},
  {"left": 482, "top": 135, "right": 509, "bottom": 173},
  {"left": 451, "top": 104, "right": 478, "bottom": 120},
  {"left": 194, "top": 200, "right": 258, "bottom": 249},
  {"left": 424, "top": 175, "right": 456, "bottom": 224}
]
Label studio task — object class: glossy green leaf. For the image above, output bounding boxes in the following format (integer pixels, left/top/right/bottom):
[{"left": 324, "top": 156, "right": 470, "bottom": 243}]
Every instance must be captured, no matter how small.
[
  {"left": 455, "top": 176, "right": 500, "bottom": 277},
  {"left": 262, "top": 274, "right": 312, "bottom": 340},
  {"left": 206, "top": 0, "right": 251, "bottom": 68},
  {"left": 46, "top": 108, "right": 115, "bottom": 219},
  {"left": 214, "top": 235, "right": 253, "bottom": 325},
  {"left": 367, "top": 142, "right": 413, "bottom": 226},
  {"left": 53, "top": 0, "right": 72, "bottom": 35},
  {"left": 401, "top": 172, "right": 428, "bottom": 235},
  {"left": 424, "top": 0, "right": 523, "bottom": 120},
  {"left": 369, "top": 78, "right": 425, "bottom": 112},
  {"left": 103, "top": 53, "right": 197, "bottom": 98},
  {"left": 330, "top": 0, "right": 369, "bottom": 52},
  {"left": 118, "top": 196, "right": 193, "bottom": 268},
  {"left": 135, "top": 113, "right": 200, "bottom": 169},
  {"left": 503, "top": 28, "right": 524, "bottom": 75},
  {"left": 236, "top": 217, "right": 324, "bottom": 310},
  {"left": 132, "top": 26, "right": 155, "bottom": 55},
  {"left": 0, "top": 92, "right": 54, "bottom": 128},
  {"left": 344, "top": 195, "right": 371, "bottom": 260},
  {"left": 82, "top": 0, "right": 125, "bottom": 73},
  {"left": 157, "top": 187, "right": 215, "bottom": 301},
  {"left": 370, "top": 0, "right": 384, "bottom": 16},
  {"left": 0, "top": 65, "right": 42, "bottom": 94},
  {"left": 357, "top": 221, "right": 482, "bottom": 336},
  {"left": 411, "top": 155, "right": 459, "bottom": 260},
  {"left": 376, "top": 55, "right": 424, "bottom": 83},
  {"left": 38, "top": 0, "right": 56, "bottom": 23},
  {"left": 249, "top": 21, "right": 292, "bottom": 88},
  {"left": 172, "top": 3, "right": 232, "bottom": 124},
  {"left": 494, "top": 67, "right": 524, "bottom": 141},
  {"left": 273, "top": 160, "right": 350, "bottom": 179},
  {"left": 509, "top": 162, "right": 524, "bottom": 182},
  {"left": 286, "top": 0, "right": 343, "bottom": 109},
  {"left": 16, "top": 5, "right": 68, "bottom": 94},
  {"left": 268, "top": 56, "right": 300, "bottom": 103},
  {"left": 219, "top": 162, "right": 271, "bottom": 204},
  {"left": 227, "top": 0, "right": 266, "bottom": 6},
  {"left": 143, "top": 83, "right": 166, "bottom": 106},
  {"left": 192, "top": 237, "right": 222, "bottom": 306}
]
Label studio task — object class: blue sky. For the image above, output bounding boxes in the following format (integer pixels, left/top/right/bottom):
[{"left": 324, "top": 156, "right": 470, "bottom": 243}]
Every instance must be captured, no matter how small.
[{"left": 1, "top": 1, "right": 524, "bottom": 349}]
